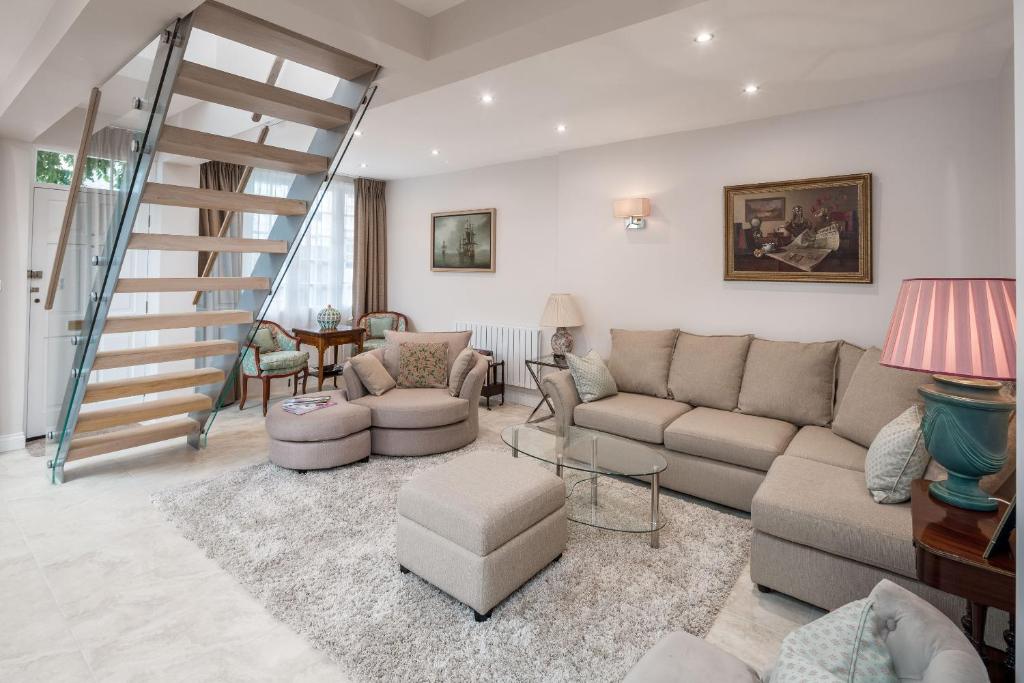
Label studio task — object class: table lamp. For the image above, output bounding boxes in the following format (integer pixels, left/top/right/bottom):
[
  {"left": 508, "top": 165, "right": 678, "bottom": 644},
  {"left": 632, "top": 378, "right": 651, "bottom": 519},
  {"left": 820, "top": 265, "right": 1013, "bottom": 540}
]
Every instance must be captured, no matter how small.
[
  {"left": 880, "top": 278, "right": 1016, "bottom": 511},
  {"left": 541, "top": 293, "right": 584, "bottom": 358}
]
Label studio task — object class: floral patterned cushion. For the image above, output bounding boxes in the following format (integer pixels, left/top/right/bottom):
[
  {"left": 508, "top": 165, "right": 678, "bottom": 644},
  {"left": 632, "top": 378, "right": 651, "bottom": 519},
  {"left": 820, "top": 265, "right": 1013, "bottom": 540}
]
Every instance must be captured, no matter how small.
[
  {"left": 256, "top": 350, "right": 309, "bottom": 372},
  {"left": 252, "top": 328, "right": 279, "bottom": 353},
  {"left": 397, "top": 342, "right": 448, "bottom": 389}
]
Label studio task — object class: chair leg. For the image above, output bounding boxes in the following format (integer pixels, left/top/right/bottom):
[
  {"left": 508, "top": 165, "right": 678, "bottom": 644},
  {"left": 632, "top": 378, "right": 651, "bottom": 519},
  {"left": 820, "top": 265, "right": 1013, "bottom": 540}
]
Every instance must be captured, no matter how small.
[
  {"left": 293, "top": 372, "right": 299, "bottom": 396},
  {"left": 262, "top": 377, "right": 271, "bottom": 416},
  {"left": 302, "top": 369, "right": 308, "bottom": 394},
  {"left": 239, "top": 375, "right": 248, "bottom": 410}
]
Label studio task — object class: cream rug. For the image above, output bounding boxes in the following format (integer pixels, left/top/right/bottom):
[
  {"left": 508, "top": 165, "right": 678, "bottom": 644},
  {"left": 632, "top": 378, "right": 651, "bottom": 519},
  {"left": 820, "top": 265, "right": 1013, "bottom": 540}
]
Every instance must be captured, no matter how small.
[{"left": 153, "top": 444, "right": 752, "bottom": 682}]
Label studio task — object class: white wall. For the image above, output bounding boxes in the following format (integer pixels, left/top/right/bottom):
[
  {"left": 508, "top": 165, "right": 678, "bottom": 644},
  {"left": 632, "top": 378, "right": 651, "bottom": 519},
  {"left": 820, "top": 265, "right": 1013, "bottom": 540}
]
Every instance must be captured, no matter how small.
[{"left": 388, "top": 78, "right": 1015, "bottom": 364}]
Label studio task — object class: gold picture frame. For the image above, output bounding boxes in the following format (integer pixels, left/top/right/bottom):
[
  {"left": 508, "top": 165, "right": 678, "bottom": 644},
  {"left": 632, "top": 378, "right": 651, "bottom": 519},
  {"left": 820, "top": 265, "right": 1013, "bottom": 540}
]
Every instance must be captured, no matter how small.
[
  {"left": 431, "top": 208, "right": 496, "bottom": 272},
  {"left": 724, "top": 173, "right": 872, "bottom": 283}
]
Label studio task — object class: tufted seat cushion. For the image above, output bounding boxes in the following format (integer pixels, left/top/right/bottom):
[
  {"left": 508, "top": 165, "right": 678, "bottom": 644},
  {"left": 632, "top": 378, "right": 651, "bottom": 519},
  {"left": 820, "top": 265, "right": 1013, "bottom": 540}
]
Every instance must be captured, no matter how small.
[
  {"left": 351, "top": 388, "right": 469, "bottom": 429},
  {"left": 258, "top": 349, "right": 309, "bottom": 372}
]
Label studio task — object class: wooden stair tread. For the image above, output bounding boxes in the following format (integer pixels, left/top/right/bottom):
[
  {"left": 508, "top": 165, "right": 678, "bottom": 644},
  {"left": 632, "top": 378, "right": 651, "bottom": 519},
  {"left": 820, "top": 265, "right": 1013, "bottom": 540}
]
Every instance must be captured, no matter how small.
[
  {"left": 158, "top": 125, "right": 329, "bottom": 175},
  {"left": 129, "top": 233, "right": 288, "bottom": 254},
  {"left": 68, "top": 417, "right": 200, "bottom": 461},
  {"left": 116, "top": 277, "right": 270, "bottom": 293},
  {"left": 175, "top": 61, "right": 352, "bottom": 130},
  {"left": 84, "top": 368, "right": 225, "bottom": 403},
  {"left": 143, "top": 182, "right": 306, "bottom": 215},
  {"left": 93, "top": 340, "right": 238, "bottom": 370},
  {"left": 104, "top": 309, "right": 253, "bottom": 334},
  {"left": 75, "top": 395, "right": 212, "bottom": 434},
  {"left": 193, "top": 1, "right": 377, "bottom": 81}
]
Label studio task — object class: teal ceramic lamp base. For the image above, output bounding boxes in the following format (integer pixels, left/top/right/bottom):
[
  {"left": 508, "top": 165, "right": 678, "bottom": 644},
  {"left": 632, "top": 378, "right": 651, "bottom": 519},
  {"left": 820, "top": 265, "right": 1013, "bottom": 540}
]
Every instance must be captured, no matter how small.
[{"left": 919, "top": 376, "right": 1014, "bottom": 512}]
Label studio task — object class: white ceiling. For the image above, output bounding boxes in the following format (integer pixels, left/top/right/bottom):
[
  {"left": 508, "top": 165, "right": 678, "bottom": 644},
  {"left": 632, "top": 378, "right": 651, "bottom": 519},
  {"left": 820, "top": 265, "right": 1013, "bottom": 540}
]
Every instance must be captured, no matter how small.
[
  {"left": 394, "top": 0, "right": 468, "bottom": 18},
  {"left": 339, "top": 0, "right": 1012, "bottom": 180}
]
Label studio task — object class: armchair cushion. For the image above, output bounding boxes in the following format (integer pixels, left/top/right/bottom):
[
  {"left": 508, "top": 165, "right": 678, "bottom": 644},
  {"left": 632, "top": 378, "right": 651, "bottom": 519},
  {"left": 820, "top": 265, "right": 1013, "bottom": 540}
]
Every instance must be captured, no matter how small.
[
  {"left": 349, "top": 353, "right": 396, "bottom": 396},
  {"left": 368, "top": 315, "right": 396, "bottom": 339},
  {"left": 448, "top": 348, "right": 478, "bottom": 397},
  {"left": 624, "top": 631, "right": 760, "bottom": 683},
  {"left": 252, "top": 327, "right": 279, "bottom": 353},
  {"left": 384, "top": 330, "right": 471, "bottom": 377},
  {"left": 397, "top": 342, "right": 449, "bottom": 389},
  {"left": 351, "top": 388, "right": 469, "bottom": 429},
  {"left": 257, "top": 350, "right": 309, "bottom": 372}
]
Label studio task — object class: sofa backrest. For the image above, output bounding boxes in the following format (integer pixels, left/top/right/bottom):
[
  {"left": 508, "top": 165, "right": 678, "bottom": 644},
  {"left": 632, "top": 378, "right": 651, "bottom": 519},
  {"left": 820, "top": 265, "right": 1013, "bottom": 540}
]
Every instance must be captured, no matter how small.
[
  {"left": 835, "top": 341, "right": 866, "bottom": 412},
  {"left": 736, "top": 338, "right": 840, "bottom": 427},
  {"left": 382, "top": 330, "right": 472, "bottom": 377},
  {"left": 667, "top": 332, "right": 752, "bottom": 411},
  {"left": 606, "top": 329, "right": 678, "bottom": 398}
]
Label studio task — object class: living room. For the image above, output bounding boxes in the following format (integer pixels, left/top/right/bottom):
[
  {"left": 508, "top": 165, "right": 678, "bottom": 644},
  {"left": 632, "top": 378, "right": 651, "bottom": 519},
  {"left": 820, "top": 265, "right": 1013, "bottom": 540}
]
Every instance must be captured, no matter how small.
[{"left": 0, "top": 0, "right": 1021, "bottom": 681}]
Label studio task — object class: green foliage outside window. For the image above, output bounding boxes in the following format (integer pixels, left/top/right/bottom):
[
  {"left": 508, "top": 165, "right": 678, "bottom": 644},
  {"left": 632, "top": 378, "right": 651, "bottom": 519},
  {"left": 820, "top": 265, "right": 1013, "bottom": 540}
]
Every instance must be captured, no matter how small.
[{"left": 35, "top": 150, "right": 127, "bottom": 188}]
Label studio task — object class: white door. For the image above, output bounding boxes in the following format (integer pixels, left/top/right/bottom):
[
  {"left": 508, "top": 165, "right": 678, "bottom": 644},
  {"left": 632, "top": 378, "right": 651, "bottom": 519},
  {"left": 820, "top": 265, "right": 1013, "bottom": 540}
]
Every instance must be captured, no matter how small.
[{"left": 25, "top": 186, "right": 150, "bottom": 439}]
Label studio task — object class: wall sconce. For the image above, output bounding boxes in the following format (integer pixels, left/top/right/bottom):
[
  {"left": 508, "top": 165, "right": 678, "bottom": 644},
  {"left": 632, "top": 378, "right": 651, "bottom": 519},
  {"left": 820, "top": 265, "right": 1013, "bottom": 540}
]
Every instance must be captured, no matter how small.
[{"left": 613, "top": 197, "right": 651, "bottom": 230}]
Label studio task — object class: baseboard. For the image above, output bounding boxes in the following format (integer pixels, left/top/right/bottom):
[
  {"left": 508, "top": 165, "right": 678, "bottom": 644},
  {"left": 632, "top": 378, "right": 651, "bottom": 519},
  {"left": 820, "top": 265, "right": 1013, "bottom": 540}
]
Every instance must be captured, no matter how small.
[{"left": 0, "top": 432, "right": 26, "bottom": 453}]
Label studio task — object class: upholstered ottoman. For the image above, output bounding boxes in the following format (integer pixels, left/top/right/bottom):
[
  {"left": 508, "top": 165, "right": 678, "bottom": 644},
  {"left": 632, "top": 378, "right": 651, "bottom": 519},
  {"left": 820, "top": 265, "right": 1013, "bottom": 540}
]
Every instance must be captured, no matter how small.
[
  {"left": 265, "top": 390, "right": 372, "bottom": 471},
  {"left": 397, "top": 452, "right": 567, "bottom": 621}
]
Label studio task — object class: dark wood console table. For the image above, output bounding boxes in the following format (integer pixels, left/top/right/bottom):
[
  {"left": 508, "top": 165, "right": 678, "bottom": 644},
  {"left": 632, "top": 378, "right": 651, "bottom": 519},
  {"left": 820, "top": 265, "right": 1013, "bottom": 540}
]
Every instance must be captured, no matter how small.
[
  {"left": 292, "top": 326, "right": 365, "bottom": 392},
  {"left": 910, "top": 479, "right": 1015, "bottom": 682}
]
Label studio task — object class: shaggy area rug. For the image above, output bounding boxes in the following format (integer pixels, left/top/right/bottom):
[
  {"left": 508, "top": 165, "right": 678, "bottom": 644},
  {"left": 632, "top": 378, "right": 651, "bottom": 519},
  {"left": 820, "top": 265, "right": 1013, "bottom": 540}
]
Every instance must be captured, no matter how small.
[{"left": 153, "top": 444, "right": 751, "bottom": 682}]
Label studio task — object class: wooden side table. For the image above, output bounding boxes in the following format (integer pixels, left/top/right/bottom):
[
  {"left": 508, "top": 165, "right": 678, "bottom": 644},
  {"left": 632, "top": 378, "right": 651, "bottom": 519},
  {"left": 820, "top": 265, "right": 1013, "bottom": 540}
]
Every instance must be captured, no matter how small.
[
  {"left": 910, "top": 479, "right": 1015, "bottom": 682},
  {"left": 292, "top": 326, "right": 366, "bottom": 392}
]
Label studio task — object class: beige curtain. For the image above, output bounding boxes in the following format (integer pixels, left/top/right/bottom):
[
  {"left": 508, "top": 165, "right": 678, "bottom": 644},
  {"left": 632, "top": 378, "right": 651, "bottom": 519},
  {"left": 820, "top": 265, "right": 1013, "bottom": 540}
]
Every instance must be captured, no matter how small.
[
  {"left": 198, "top": 160, "right": 246, "bottom": 402},
  {"left": 353, "top": 178, "right": 387, "bottom": 320}
]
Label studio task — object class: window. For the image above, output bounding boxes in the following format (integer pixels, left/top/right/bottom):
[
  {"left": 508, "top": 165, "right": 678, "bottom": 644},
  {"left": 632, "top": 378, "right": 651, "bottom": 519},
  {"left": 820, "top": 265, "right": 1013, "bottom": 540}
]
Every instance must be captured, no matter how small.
[
  {"left": 35, "top": 149, "right": 127, "bottom": 189},
  {"left": 244, "top": 169, "right": 355, "bottom": 330}
]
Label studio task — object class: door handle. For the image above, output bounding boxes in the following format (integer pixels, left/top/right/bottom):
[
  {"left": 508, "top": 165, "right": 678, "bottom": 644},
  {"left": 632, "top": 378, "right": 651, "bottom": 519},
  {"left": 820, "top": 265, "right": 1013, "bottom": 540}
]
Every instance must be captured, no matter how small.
[{"left": 29, "top": 287, "right": 40, "bottom": 293}]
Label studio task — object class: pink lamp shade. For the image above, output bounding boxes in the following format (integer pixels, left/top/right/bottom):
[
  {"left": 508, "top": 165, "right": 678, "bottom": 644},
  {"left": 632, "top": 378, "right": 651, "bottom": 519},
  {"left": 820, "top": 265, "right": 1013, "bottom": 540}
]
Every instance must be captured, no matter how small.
[{"left": 880, "top": 278, "right": 1016, "bottom": 381}]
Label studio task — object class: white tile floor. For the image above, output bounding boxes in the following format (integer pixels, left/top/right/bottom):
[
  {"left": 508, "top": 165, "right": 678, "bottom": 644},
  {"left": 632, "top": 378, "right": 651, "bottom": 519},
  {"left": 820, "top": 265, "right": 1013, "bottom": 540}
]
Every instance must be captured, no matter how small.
[{"left": 1, "top": 382, "right": 822, "bottom": 681}]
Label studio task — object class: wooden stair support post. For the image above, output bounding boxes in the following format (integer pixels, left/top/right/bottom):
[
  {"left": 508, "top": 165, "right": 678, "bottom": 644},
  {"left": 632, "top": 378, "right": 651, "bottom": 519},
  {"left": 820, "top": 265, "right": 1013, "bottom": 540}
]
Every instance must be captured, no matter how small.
[
  {"left": 68, "top": 418, "right": 200, "bottom": 461},
  {"left": 93, "top": 340, "right": 238, "bottom": 370},
  {"left": 45, "top": 87, "right": 102, "bottom": 310},
  {"left": 193, "top": 1, "right": 377, "bottom": 81},
  {"left": 104, "top": 309, "right": 253, "bottom": 333},
  {"left": 75, "top": 394, "right": 212, "bottom": 433},
  {"left": 174, "top": 61, "right": 352, "bottom": 130},
  {"left": 83, "top": 367, "right": 225, "bottom": 403},
  {"left": 116, "top": 276, "right": 270, "bottom": 293},
  {"left": 128, "top": 233, "right": 288, "bottom": 254},
  {"left": 253, "top": 57, "right": 286, "bottom": 122}
]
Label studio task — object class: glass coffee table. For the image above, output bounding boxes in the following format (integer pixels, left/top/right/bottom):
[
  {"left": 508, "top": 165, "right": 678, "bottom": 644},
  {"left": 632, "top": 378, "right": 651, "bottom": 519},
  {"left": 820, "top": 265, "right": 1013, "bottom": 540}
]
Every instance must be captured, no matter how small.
[{"left": 501, "top": 423, "right": 668, "bottom": 548}]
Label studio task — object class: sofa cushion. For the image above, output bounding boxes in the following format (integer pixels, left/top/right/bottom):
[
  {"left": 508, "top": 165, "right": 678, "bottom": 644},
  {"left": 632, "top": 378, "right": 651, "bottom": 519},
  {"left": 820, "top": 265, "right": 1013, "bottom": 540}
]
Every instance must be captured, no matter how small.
[
  {"left": 832, "top": 347, "right": 930, "bottom": 448},
  {"left": 607, "top": 329, "right": 679, "bottom": 398},
  {"left": 835, "top": 341, "right": 866, "bottom": 413},
  {"left": 737, "top": 339, "right": 839, "bottom": 427},
  {"left": 664, "top": 407, "right": 797, "bottom": 472},
  {"left": 667, "top": 332, "right": 752, "bottom": 410},
  {"left": 398, "top": 451, "right": 565, "bottom": 555},
  {"left": 784, "top": 425, "right": 867, "bottom": 472},
  {"left": 752, "top": 455, "right": 916, "bottom": 577},
  {"left": 573, "top": 392, "right": 690, "bottom": 444},
  {"left": 383, "top": 330, "right": 472, "bottom": 378},
  {"left": 351, "top": 388, "right": 469, "bottom": 429}
]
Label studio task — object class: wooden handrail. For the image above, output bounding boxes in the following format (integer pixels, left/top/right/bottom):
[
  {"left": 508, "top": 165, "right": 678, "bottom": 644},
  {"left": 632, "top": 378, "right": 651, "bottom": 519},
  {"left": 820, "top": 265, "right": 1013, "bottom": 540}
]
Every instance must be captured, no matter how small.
[
  {"left": 45, "top": 87, "right": 102, "bottom": 310},
  {"left": 191, "top": 125, "right": 270, "bottom": 305}
]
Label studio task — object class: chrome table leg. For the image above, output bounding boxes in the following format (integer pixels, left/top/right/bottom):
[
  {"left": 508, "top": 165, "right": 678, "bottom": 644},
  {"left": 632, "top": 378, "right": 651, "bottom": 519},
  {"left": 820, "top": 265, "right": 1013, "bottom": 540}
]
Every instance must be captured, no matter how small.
[{"left": 650, "top": 472, "right": 660, "bottom": 549}]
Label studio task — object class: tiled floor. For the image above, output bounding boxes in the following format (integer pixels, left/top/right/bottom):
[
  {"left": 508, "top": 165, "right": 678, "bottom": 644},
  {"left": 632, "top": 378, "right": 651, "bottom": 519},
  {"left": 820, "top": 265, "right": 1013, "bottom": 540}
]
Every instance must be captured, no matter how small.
[{"left": 1, "top": 382, "right": 822, "bottom": 681}]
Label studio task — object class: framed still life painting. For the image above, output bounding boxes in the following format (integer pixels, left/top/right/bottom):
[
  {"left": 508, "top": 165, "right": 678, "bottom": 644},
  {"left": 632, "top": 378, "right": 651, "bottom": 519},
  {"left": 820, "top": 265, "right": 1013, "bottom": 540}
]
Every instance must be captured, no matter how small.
[
  {"left": 431, "top": 208, "right": 496, "bottom": 272},
  {"left": 724, "top": 173, "right": 872, "bottom": 283}
]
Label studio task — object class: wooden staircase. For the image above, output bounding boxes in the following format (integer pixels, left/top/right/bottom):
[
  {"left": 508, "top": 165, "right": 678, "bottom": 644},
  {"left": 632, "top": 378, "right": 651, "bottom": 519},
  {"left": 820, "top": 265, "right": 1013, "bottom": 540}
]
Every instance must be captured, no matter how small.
[{"left": 48, "top": 1, "right": 378, "bottom": 481}]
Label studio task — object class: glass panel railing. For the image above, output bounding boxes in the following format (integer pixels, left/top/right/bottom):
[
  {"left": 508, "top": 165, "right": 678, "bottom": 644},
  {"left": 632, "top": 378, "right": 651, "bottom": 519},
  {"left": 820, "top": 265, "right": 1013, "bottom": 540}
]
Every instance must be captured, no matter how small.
[{"left": 46, "top": 17, "right": 191, "bottom": 483}]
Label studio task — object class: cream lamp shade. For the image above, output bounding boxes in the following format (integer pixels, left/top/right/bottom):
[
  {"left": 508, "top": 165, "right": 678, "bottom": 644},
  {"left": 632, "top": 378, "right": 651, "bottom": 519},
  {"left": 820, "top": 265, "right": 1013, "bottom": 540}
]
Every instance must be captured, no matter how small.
[
  {"left": 613, "top": 198, "right": 651, "bottom": 218},
  {"left": 540, "top": 293, "right": 584, "bottom": 328}
]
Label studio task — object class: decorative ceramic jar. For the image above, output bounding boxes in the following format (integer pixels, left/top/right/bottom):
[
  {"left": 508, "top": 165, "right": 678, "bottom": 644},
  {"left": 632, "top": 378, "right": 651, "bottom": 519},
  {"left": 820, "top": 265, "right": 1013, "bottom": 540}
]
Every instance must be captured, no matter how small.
[{"left": 316, "top": 304, "right": 342, "bottom": 330}]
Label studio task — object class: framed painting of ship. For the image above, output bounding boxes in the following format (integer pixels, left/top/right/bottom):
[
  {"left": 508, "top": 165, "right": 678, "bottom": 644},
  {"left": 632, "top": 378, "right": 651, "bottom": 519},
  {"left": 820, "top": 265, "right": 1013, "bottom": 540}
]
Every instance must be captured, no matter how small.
[
  {"left": 724, "top": 173, "right": 872, "bottom": 284},
  {"left": 431, "top": 208, "right": 496, "bottom": 272}
]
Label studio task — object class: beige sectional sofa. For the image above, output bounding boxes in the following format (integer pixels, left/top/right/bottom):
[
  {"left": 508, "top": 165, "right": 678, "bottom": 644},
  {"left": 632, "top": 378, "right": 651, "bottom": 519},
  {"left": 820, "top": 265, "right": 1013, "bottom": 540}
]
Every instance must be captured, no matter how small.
[{"left": 542, "top": 330, "right": 967, "bottom": 618}]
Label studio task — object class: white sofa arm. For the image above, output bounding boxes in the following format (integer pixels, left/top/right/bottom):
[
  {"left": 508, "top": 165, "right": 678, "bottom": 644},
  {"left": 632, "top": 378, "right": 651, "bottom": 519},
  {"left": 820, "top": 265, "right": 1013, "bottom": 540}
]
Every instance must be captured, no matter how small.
[{"left": 624, "top": 632, "right": 761, "bottom": 683}]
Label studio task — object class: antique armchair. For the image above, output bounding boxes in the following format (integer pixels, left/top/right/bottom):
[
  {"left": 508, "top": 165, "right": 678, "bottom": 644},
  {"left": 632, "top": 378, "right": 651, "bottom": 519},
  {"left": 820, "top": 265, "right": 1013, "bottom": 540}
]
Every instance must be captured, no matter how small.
[
  {"left": 355, "top": 311, "right": 409, "bottom": 351},
  {"left": 240, "top": 321, "right": 310, "bottom": 416}
]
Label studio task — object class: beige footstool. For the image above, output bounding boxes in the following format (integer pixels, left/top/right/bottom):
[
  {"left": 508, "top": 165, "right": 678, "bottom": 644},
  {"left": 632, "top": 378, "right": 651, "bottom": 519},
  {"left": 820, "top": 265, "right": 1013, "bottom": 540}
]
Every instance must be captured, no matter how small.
[
  {"left": 265, "top": 390, "right": 372, "bottom": 471},
  {"left": 397, "top": 452, "right": 566, "bottom": 621}
]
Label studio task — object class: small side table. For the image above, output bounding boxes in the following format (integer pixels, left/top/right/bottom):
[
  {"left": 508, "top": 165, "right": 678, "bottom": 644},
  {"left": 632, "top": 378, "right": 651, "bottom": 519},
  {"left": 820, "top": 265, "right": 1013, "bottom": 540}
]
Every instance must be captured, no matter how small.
[
  {"left": 292, "top": 326, "right": 366, "bottom": 392},
  {"left": 524, "top": 355, "right": 569, "bottom": 423},
  {"left": 474, "top": 350, "right": 506, "bottom": 410},
  {"left": 910, "top": 479, "right": 1015, "bottom": 682}
]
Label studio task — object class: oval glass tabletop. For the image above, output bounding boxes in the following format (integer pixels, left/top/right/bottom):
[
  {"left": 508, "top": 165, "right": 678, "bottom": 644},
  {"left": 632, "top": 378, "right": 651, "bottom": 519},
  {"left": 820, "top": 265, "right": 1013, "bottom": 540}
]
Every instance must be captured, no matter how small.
[{"left": 500, "top": 423, "right": 667, "bottom": 477}]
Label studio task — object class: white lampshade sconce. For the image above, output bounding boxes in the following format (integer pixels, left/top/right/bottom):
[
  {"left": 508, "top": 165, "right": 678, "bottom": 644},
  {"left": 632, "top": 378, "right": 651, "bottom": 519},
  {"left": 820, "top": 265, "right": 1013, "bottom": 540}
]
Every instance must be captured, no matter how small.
[{"left": 613, "top": 197, "right": 651, "bottom": 229}]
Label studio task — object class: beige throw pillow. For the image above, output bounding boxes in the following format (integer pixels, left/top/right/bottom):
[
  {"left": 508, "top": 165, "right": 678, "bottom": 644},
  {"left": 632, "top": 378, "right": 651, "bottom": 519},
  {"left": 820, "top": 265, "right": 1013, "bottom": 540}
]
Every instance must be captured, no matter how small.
[
  {"left": 448, "top": 347, "right": 478, "bottom": 397},
  {"left": 668, "top": 332, "right": 752, "bottom": 410},
  {"left": 737, "top": 339, "right": 840, "bottom": 427},
  {"left": 607, "top": 329, "right": 679, "bottom": 398},
  {"left": 832, "top": 348, "right": 930, "bottom": 448},
  {"left": 398, "top": 342, "right": 449, "bottom": 388},
  {"left": 349, "top": 353, "right": 396, "bottom": 396}
]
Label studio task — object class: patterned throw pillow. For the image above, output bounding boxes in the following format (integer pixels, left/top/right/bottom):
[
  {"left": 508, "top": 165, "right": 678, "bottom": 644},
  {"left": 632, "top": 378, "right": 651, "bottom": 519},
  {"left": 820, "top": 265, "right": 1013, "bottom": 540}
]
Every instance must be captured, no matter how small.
[
  {"left": 398, "top": 342, "right": 449, "bottom": 388},
  {"left": 251, "top": 328, "right": 279, "bottom": 353},
  {"left": 772, "top": 598, "right": 897, "bottom": 682},
  {"left": 864, "top": 405, "right": 931, "bottom": 504},
  {"left": 566, "top": 350, "right": 618, "bottom": 403}
]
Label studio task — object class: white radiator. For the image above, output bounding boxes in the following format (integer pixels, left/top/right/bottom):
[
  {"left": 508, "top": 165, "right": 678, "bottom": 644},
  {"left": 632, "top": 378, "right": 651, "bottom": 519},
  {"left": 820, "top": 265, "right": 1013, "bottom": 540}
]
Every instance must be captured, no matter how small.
[{"left": 454, "top": 322, "right": 542, "bottom": 389}]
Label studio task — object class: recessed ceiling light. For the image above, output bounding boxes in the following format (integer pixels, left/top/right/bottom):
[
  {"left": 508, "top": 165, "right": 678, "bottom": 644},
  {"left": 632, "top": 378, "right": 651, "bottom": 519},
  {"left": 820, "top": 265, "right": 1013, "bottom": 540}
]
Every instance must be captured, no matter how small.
[
  {"left": 353, "top": 130, "right": 362, "bottom": 137},
  {"left": 480, "top": 93, "right": 494, "bottom": 104},
  {"left": 694, "top": 32, "right": 714, "bottom": 43},
  {"left": 360, "top": 162, "right": 367, "bottom": 168},
  {"left": 431, "top": 149, "right": 440, "bottom": 156},
  {"left": 743, "top": 84, "right": 760, "bottom": 94},
  {"left": 556, "top": 123, "right": 567, "bottom": 133}
]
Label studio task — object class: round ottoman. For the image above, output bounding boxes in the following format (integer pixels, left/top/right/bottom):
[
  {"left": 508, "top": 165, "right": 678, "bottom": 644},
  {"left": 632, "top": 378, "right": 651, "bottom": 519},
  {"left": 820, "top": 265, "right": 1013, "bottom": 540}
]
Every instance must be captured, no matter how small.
[{"left": 265, "top": 390, "right": 372, "bottom": 471}]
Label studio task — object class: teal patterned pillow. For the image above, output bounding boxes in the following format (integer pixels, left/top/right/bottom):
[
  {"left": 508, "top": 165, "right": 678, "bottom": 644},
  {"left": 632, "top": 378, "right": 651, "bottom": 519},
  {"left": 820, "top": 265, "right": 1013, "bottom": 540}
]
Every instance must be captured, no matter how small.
[
  {"left": 772, "top": 598, "right": 896, "bottom": 682},
  {"left": 865, "top": 405, "right": 930, "bottom": 504},
  {"left": 368, "top": 316, "right": 395, "bottom": 338},
  {"left": 566, "top": 350, "right": 618, "bottom": 403}
]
